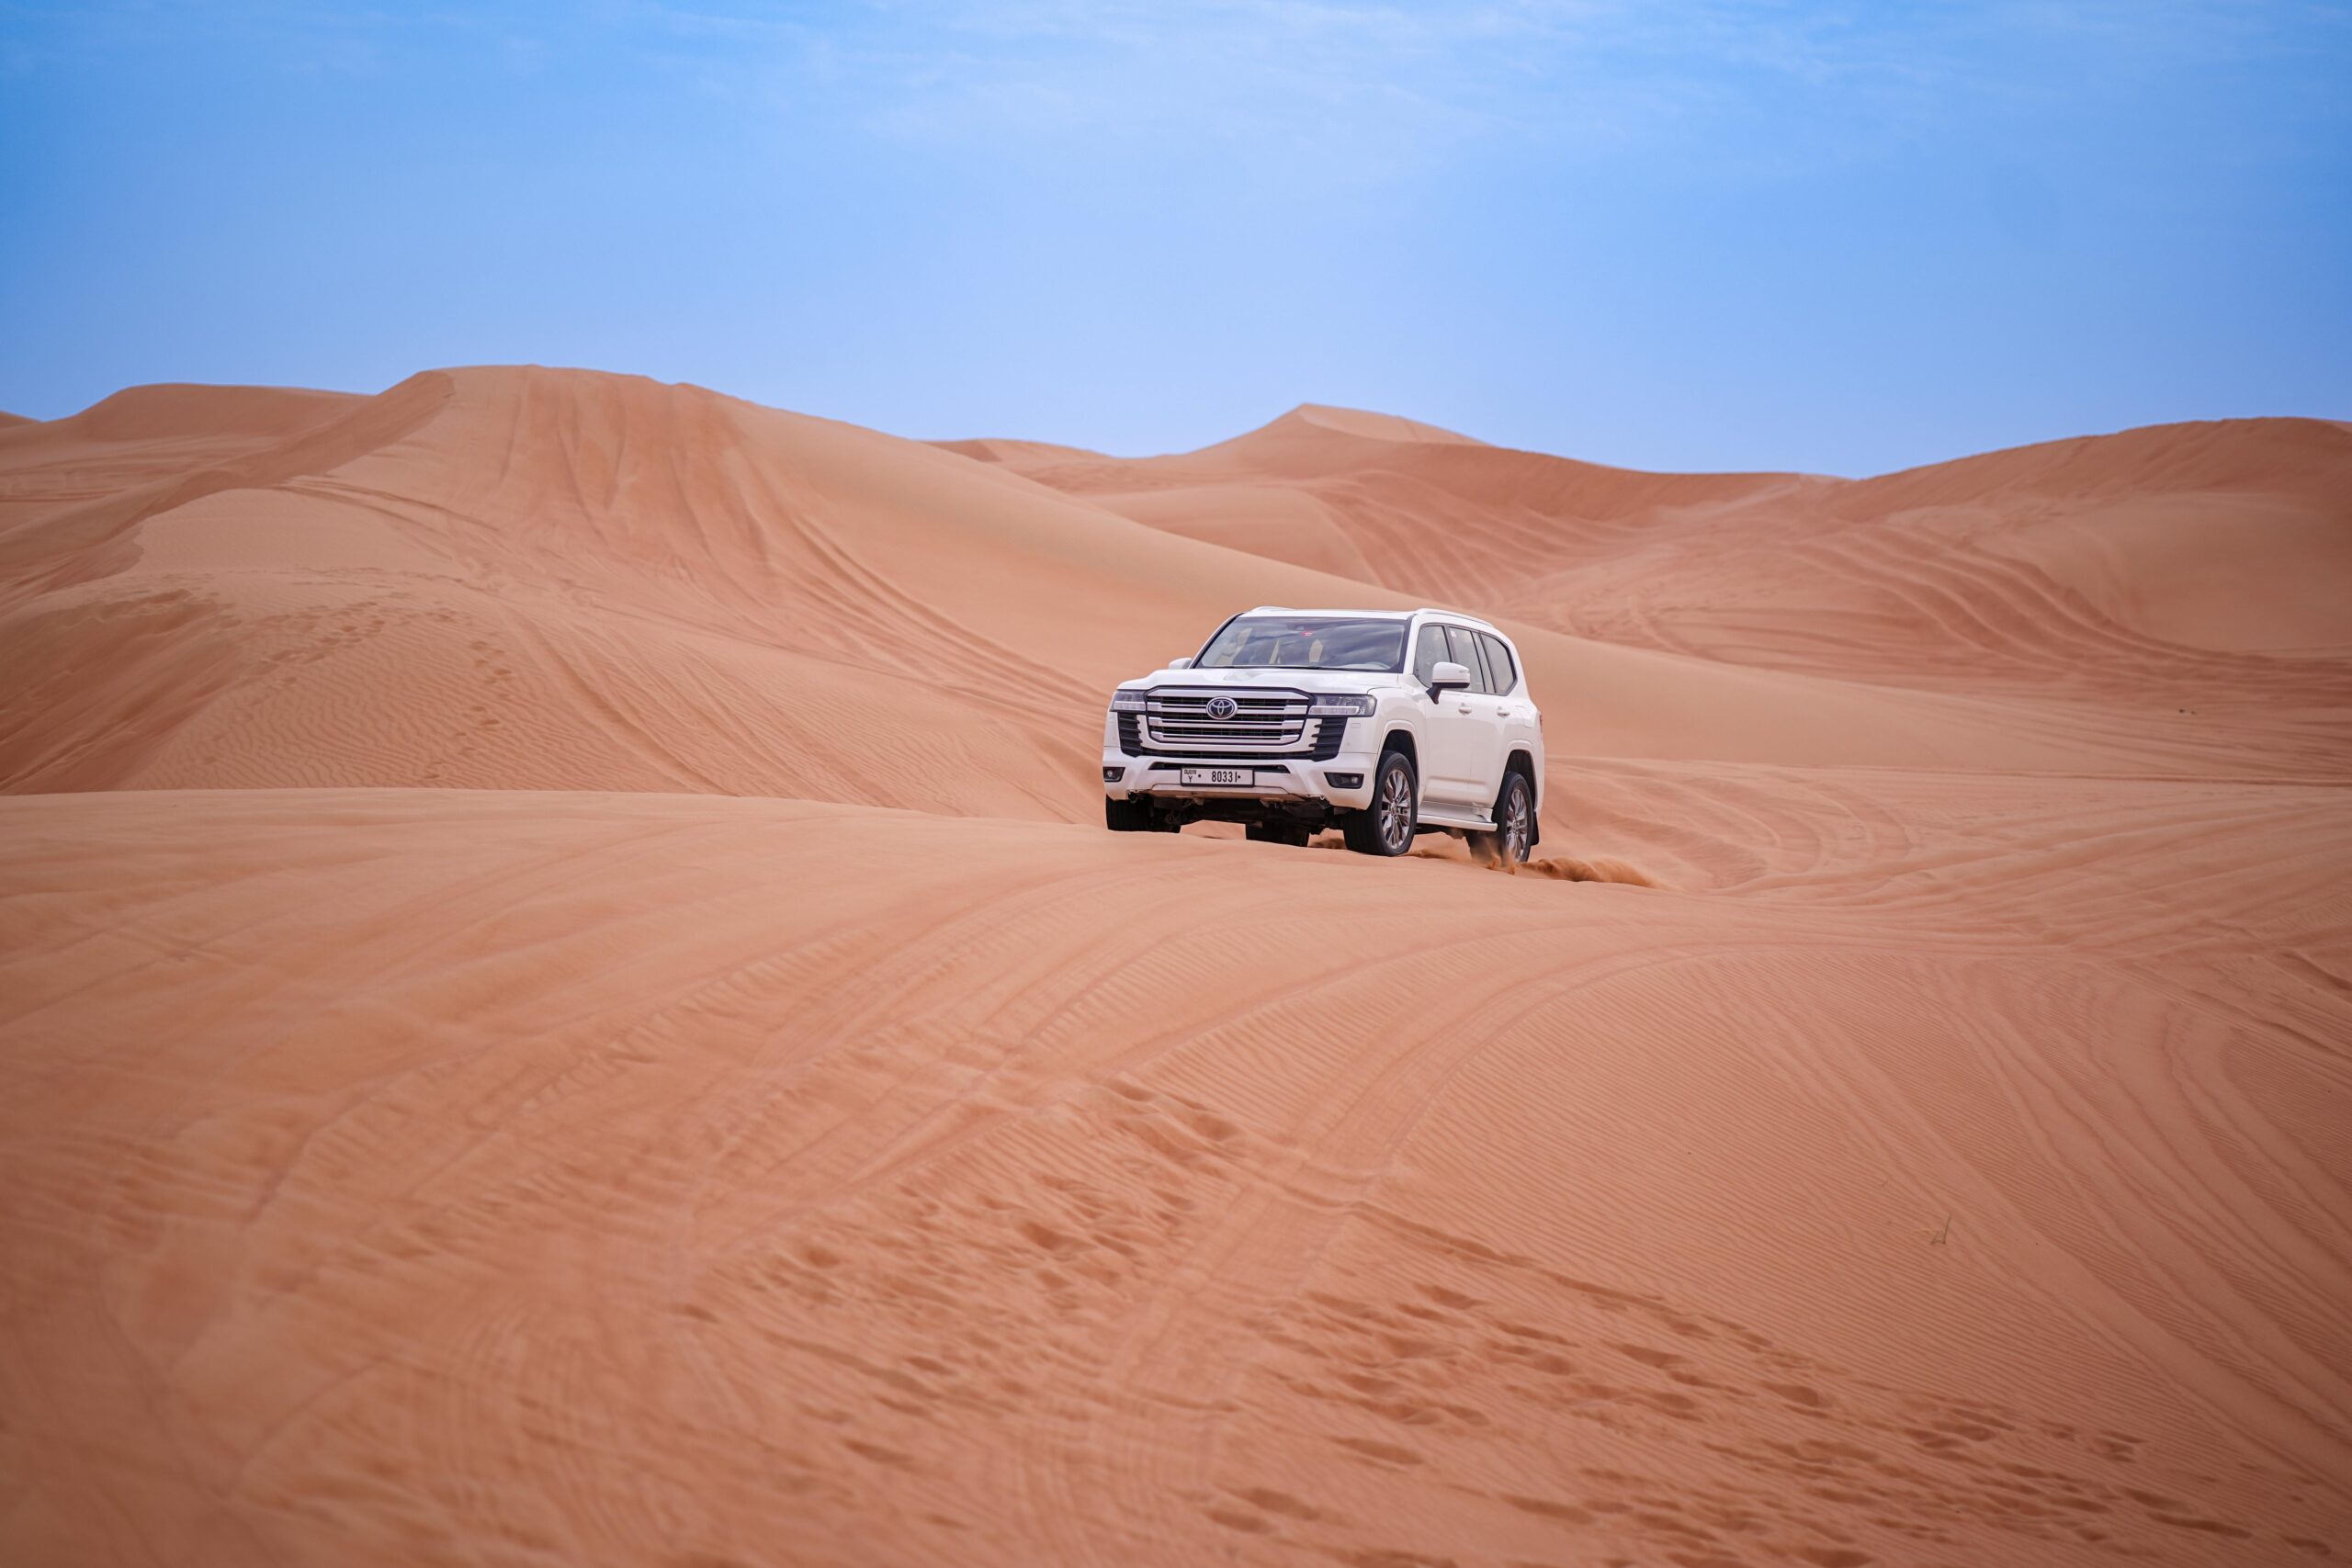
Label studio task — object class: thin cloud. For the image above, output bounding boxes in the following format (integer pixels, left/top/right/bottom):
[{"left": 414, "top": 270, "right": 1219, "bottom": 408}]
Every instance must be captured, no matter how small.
[{"left": 15, "top": 1, "right": 2346, "bottom": 176}]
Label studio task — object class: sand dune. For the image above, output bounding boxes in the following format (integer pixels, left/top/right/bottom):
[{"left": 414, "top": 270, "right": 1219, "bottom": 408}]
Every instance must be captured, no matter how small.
[
  {"left": 1, "top": 369, "right": 2308, "bottom": 810},
  {"left": 978, "top": 406, "right": 2352, "bottom": 775},
  {"left": 2, "top": 369, "right": 2347, "bottom": 1566}
]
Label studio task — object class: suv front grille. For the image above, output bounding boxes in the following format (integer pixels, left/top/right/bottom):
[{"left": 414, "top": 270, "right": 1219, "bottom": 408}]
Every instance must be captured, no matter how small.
[
  {"left": 1145, "top": 688, "right": 1308, "bottom": 749},
  {"left": 1118, "top": 697, "right": 1350, "bottom": 761}
]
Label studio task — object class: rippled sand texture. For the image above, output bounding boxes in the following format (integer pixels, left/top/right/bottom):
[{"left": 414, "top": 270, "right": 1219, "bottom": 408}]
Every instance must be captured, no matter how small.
[{"left": 4, "top": 372, "right": 2348, "bottom": 1566}]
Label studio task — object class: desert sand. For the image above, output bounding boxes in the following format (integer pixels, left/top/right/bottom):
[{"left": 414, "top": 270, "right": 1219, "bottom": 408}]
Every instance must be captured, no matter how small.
[{"left": 3, "top": 367, "right": 2347, "bottom": 1566}]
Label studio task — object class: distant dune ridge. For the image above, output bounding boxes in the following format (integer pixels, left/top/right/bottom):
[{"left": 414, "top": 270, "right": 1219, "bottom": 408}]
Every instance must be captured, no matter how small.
[{"left": 2, "top": 367, "right": 2347, "bottom": 1566}]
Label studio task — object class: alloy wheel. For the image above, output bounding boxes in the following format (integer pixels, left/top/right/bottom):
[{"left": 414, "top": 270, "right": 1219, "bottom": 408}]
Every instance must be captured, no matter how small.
[
  {"left": 1506, "top": 784, "right": 1531, "bottom": 862},
  {"left": 1379, "top": 765, "right": 1414, "bottom": 853}
]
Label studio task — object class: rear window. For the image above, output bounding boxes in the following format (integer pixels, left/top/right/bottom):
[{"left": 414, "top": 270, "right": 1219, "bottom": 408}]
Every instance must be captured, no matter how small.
[
  {"left": 1197, "top": 616, "right": 1407, "bottom": 671},
  {"left": 1478, "top": 632, "right": 1517, "bottom": 694}
]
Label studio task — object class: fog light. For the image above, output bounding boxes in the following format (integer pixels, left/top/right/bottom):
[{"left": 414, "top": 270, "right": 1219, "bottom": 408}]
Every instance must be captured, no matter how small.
[
  {"left": 1102, "top": 765, "right": 1125, "bottom": 783},
  {"left": 1325, "top": 772, "right": 1363, "bottom": 790}
]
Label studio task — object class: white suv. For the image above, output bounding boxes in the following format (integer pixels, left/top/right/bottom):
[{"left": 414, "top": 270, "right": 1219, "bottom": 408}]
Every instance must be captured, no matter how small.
[{"left": 1102, "top": 607, "right": 1544, "bottom": 859}]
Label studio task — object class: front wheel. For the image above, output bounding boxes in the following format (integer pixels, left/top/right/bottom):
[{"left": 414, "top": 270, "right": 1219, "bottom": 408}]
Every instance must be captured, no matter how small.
[
  {"left": 1340, "top": 750, "right": 1418, "bottom": 856},
  {"left": 1470, "top": 771, "right": 1534, "bottom": 865}
]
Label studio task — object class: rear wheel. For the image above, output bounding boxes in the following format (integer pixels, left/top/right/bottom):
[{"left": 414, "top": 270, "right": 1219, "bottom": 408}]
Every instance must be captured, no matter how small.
[
  {"left": 1341, "top": 750, "right": 1417, "bottom": 856},
  {"left": 1470, "top": 771, "right": 1534, "bottom": 865},
  {"left": 1245, "top": 821, "right": 1312, "bottom": 848}
]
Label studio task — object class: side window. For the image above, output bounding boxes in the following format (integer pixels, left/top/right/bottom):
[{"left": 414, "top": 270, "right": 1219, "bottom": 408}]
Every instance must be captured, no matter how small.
[
  {"left": 1478, "top": 632, "right": 1517, "bottom": 694},
  {"left": 1445, "top": 626, "right": 1492, "bottom": 694},
  {"left": 1411, "top": 623, "right": 1448, "bottom": 685}
]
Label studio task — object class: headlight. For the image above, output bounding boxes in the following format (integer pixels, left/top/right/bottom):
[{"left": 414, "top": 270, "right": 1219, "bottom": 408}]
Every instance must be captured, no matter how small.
[
  {"left": 1307, "top": 694, "right": 1376, "bottom": 716},
  {"left": 1109, "top": 690, "right": 1148, "bottom": 713}
]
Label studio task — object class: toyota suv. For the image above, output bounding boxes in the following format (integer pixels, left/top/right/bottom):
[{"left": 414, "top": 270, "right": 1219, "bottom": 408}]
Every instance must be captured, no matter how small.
[{"left": 1101, "top": 607, "right": 1544, "bottom": 859}]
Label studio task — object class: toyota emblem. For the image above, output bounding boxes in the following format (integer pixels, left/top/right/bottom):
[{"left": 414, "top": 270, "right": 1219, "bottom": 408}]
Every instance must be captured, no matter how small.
[{"left": 1206, "top": 695, "right": 1238, "bottom": 719}]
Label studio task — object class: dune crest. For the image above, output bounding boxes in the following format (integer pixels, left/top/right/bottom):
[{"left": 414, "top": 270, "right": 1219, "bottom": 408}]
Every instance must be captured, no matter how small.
[{"left": 1245, "top": 401, "right": 1488, "bottom": 447}]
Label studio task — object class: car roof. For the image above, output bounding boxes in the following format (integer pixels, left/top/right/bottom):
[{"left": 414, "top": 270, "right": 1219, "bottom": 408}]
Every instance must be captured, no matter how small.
[{"left": 1241, "top": 606, "right": 1508, "bottom": 635}]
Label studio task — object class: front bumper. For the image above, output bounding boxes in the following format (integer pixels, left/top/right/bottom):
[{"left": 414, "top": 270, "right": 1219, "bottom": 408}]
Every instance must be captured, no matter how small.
[{"left": 1102, "top": 717, "right": 1379, "bottom": 811}]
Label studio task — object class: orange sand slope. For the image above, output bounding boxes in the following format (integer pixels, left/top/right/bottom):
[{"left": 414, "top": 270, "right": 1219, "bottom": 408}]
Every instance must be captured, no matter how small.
[{"left": 2, "top": 369, "right": 2348, "bottom": 1567}]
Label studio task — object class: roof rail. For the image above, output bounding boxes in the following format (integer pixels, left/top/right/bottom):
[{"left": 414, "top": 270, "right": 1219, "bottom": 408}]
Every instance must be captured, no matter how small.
[{"left": 1236, "top": 604, "right": 1510, "bottom": 626}]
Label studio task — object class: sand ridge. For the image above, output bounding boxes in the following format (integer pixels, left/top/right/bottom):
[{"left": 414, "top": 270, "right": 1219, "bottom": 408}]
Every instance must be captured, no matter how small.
[{"left": 1, "top": 368, "right": 2347, "bottom": 1566}]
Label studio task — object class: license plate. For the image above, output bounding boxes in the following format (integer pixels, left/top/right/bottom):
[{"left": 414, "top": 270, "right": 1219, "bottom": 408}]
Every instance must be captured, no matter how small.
[{"left": 1181, "top": 767, "right": 1252, "bottom": 786}]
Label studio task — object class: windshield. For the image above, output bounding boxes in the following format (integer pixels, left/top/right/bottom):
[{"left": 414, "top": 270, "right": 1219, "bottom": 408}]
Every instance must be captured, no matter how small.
[{"left": 1196, "top": 615, "right": 1407, "bottom": 672}]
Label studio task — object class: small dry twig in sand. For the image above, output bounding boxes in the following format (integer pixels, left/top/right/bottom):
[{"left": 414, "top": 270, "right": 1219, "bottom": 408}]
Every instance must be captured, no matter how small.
[{"left": 1925, "top": 1213, "right": 1953, "bottom": 1247}]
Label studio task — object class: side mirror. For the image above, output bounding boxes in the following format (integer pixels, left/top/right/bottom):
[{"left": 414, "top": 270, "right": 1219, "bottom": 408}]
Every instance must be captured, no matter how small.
[
  {"left": 1168, "top": 656, "right": 1195, "bottom": 670},
  {"left": 1430, "top": 660, "right": 1473, "bottom": 692}
]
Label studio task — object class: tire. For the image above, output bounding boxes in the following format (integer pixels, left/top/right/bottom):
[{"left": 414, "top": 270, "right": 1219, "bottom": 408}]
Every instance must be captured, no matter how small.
[
  {"left": 1105, "top": 797, "right": 1168, "bottom": 833},
  {"left": 1341, "top": 750, "right": 1418, "bottom": 856},
  {"left": 1470, "top": 770, "right": 1534, "bottom": 865},
  {"left": 1246, "top": 822, "right": 1311, "bottom": 848}
]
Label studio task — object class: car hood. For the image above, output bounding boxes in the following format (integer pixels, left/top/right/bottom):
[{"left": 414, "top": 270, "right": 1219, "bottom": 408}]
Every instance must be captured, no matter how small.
[{"left": 1124, "top": 667, "right": 1400, "bottom": 694}]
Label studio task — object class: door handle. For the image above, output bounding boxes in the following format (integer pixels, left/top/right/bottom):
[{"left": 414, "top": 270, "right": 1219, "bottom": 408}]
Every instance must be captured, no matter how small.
[{"left": 1455, "top": 703, "right": 1472, "bottom": 713}]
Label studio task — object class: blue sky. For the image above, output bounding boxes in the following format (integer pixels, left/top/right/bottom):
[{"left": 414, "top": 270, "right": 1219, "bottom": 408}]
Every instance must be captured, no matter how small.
[{"left": 2, "top": 2, "right": 2346, "bottom": 475}]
